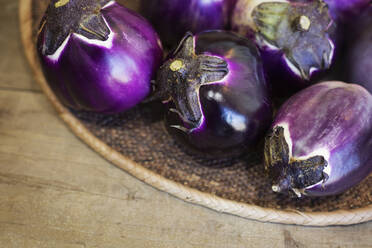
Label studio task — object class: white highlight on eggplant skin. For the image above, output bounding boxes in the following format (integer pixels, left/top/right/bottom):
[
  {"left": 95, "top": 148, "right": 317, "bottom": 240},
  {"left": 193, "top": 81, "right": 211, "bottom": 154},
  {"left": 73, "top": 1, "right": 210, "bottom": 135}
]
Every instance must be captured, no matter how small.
[
  {"left": 328, "top": 38, "right": 335, "bottom": 66},
  {"left": 256, "top": 35, "right": 279, "bottom": 52},
  {"left": 46, "top": 16, "right": 114, "bottom": 63},
  {"left": 102, "top": 0, "right": 115, "bottom": 9},
  {"left": 207, "top": 91, "right": 223, "bottom": 102},
  {"left": 109, "top": 54, "right": 139, "bottom": 84},
  {"left": 283, "top": 56, "right": 302, "bottom": 78},
  {"left": 276, "top": 122, "right": 293, "bottom": 158},
  {"left": 223, "top": 108, "right": 247, "bottom": 132},
  {"left": 46, "top": 34, "right": 71, "bottom": 62},
  {"left": 309, "top": 67, "right": 318, "bottom": 76}
]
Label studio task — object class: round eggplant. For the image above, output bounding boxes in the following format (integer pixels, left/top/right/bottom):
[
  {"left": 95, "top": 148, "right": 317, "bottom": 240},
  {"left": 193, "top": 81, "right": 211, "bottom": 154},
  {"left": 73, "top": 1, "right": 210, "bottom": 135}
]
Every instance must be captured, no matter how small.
[
  {"left": 155, "top": 31, "right": 272, "bottom": 156},
  {"left": 139, "top": 0, "right": 237, "bottom": 47},
  {"left": 344, "top": 8, "right": 372, "bottom": 94},
  {"left": 264, "top": 81, "right": 372, "bottom": 197},
  {"left": 37, "top": 0, "right": 163, "bottom": 114},
  {"left": 323, "top": 0, "right": 371, "bottom": 23},
  {"left": 232, "top": 0, "right": 337, "bottom": 91}
]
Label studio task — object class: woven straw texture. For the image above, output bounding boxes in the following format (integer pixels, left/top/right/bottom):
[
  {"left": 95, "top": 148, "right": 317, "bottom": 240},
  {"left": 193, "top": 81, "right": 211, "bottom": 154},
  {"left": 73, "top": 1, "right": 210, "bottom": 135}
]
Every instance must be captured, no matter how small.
[{"left": 19, "top": 0, "right": 372, "bottom": 226}]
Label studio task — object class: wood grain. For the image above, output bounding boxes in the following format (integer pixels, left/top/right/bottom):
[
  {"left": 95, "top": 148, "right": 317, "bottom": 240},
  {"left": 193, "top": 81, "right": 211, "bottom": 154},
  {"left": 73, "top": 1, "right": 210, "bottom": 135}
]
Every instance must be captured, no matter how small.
[
  {"left": 1, "top": 89, "right": 372, "bottom": 247},
  {"left": 0, "top": 0, "right": 369, "bottom": 246},
  {"left": 20, "top": 0, "right": 372, "bottom": 226},
  {"left": 0, "top": 0, "right": 40, "bottom": 92}
]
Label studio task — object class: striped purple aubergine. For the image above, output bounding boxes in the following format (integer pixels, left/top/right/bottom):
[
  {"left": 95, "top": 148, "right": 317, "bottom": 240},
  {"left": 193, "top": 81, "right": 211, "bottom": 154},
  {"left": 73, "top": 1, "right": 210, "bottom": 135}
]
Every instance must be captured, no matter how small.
[
  {"left": 344, "top": 8, "right": 372, "bottom": 94},
  {"left": 139, "top": 0, "right": 237, "bottom": 47},
  {"left": 264, "top": 81, "right": 372, "bottom": 197},
  {"left": 37, "top": 0, "right": 163, "bottom": 114},
  {"left": 323, "top": 0, "right": 371, "bottom": 23},
  {"left": 232, "top": 0, "right": 337, "bottom": 92},
  {"left": 155, "top": 31, "right": 272, "bottom": 157}
]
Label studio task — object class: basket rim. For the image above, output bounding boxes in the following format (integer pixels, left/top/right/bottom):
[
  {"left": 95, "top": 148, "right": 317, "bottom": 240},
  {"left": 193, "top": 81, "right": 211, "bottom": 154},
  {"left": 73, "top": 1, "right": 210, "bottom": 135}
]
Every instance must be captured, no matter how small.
[{"left": 19, "top": 0, "right": 372, "bottom": 226}]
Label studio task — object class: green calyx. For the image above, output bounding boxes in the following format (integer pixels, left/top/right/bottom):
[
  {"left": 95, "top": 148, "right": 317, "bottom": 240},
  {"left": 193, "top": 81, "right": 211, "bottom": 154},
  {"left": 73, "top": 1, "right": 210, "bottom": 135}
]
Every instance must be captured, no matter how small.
[
  {"left": 252, "top": 2, "right": 289, "bottom": 43},
  {"left": 252, "top": 0, "right": 335, "bottom": 80}
]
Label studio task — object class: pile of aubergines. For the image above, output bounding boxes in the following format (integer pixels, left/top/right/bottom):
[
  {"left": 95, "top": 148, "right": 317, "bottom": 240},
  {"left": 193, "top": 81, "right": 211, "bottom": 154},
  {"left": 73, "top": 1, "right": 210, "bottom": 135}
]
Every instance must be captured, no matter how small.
[{"left": 37, "top": 0, "right": 372, "bottom": 198}]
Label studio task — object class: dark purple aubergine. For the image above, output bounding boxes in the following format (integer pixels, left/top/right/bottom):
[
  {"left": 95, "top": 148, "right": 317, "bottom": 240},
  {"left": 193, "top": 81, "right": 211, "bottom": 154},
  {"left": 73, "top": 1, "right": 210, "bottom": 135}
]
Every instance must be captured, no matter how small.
[
  {"left": 264, "top": 81, "right": 372, "bottom": 197},
  {"left": 155, "top": 31, "right": 272, "bottom": 156},
  {"left": 37, "top": 0, "right": 163, "bottom": 114},
  {"left": 323, "top": 0, "right": 371, "bottom": 23},
  {"left": 139, "top": 0, "right": 237, "bottom": 47},
  {"left": 344, "top": 8, "right": 372, "bottom": 94},
  {"left": 232, "top": 0, "right": 337, "bottom": 92}
]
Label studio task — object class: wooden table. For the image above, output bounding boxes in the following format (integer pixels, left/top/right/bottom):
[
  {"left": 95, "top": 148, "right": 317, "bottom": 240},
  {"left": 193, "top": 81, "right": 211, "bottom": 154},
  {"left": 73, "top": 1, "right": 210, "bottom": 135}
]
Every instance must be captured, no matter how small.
[{"left": 0, "top": 1, "right": 371, "bottom": 247}]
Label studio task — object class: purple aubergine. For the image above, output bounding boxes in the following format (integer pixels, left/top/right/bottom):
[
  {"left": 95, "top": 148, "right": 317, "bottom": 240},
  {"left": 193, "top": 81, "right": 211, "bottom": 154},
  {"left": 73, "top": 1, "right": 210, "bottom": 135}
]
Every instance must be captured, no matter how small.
[
  {"left": 323, "top": 0, "right": 371, "bottom": 23},
  {"left": 264, "top": 81, "right": 372, "bottom": 197},
  {"left": 139, "top": 0, "right": 237, "bottom": 47},
  {"left": 232, "top": 0, "right": 337, "bottom": 91},
  {"left": 344, "top": 8, "right": 372, "bottom": 94},
  {"left": 37, "top": 0, "right": 163, "bottom": 114},
  {"left": 155, "top": 31, "right": 272, "bottom": 156}
]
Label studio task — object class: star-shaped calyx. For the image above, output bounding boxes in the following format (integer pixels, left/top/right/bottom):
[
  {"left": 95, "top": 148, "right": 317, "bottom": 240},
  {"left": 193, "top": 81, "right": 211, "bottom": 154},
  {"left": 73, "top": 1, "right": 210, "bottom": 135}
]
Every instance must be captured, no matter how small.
[
  {"left": 264, "top": 126, "right": 329, "bottom": 197},
  {"left": 252, "top": 0, "right": 336, "bottom": 80},
  {"left": 39, "top": 0, "right": 112, "bottom": 55},
  {"left": 155, "top": 33, "right": 229, "bottom": 132}
]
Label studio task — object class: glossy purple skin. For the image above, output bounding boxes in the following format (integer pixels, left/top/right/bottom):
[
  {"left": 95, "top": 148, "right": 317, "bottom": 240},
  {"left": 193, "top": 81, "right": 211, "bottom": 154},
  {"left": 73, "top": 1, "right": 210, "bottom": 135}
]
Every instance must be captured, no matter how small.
[
  {"left": 37, "top": 1, "right": 163, "bottom": 114},
  {"left": 231, "top": 0, "right": 337, "bottom": 93},
  {"left": 258, "top": 44, "right": 326, "bottom": 94},
  {"left": 268, "top": 81, "right": 372, "bottom": 197},
  {"left": 163, "top": 31, "right": 273, "bottom": 156},
  {"left": 323, "top": 0, "right": 371, "bottom": 23},
  {"left": 344, "top": 8, "right": 372, "bottom": 94},
  {"left": 139, "top": 0, "right": 237, "bottom": 47}
]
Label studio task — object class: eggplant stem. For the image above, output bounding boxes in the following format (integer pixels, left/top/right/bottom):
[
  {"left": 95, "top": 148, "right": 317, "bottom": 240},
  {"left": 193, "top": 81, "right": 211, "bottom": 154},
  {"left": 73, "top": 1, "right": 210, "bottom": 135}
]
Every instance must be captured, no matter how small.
[
  {"left": 298, "top": 15, "right": 311, "bottom": 31},
  {"left": 169, "top": 108, "right": 196, "bottom": 126},
  {"left": 170, "top": 60, "right": 185, "bottom": 72},
  {"left": 161, "top": 97, "right": 172, "bottom": 104},
  {"left": 55, "top": 0, "right": 70, "bottom": 8},
  {"left": 170, "top": 125, "right": 191, "bottom": 134},
  {"left": 272, "top": 185, "right": 280, "bottom": 192},
  {"left": 79, "top": 24, "right": 106, "bottom": 40}
]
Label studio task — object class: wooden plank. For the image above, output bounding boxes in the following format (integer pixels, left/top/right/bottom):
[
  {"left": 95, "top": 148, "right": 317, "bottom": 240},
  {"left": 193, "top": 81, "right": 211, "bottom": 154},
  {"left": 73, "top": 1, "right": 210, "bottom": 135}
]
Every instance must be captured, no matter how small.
[
  {"left": 0, "top": 1, "right": 40, "bottom": 92},
  {"left": 6, "top": 0, "right": 372, "bottom": 245},
  {"left": 0, "top": 89, "right": 371, "bottom": 247}
]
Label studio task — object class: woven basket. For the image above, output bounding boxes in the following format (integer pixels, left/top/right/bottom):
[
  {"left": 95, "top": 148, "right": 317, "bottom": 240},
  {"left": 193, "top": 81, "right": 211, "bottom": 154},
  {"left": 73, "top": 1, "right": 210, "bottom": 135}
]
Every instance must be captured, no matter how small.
[{"left": 19, "top": 0, "right": 372, "bottom": 226}]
